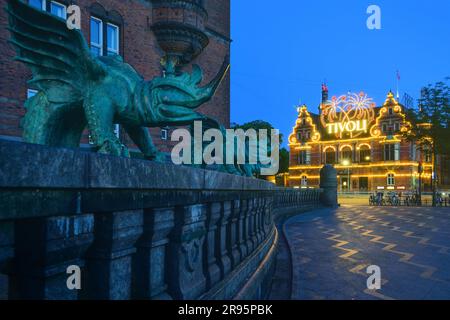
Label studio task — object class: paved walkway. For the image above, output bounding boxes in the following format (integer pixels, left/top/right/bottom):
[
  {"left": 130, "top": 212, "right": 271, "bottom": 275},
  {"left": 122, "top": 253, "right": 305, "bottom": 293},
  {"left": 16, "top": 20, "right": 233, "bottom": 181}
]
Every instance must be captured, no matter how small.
[{"left": 284, "top": 205, "right": 450, "bottom": 300}]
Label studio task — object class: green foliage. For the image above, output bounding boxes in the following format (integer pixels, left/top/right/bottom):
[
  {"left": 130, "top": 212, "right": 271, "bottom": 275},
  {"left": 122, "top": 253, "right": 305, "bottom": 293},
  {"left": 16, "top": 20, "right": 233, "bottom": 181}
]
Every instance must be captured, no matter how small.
[
  {"left": 232, "top": 120, "right": 289, "bottom": 174},
  {"left": 404, "top": 78, "right": 450, "bottom": 156},
  {"left": 279, "top": 148, "right": 290, "bottom": 173}
]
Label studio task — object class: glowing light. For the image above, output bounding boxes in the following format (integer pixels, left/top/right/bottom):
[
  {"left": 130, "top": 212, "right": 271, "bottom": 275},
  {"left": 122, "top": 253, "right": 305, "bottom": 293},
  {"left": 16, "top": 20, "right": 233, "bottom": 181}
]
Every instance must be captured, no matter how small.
[
  {"left": 342, "top": 160, "right": 350, "bottom": 166},
  {"left": 321, "top": 92, "right": 376, "bottom": 139}
]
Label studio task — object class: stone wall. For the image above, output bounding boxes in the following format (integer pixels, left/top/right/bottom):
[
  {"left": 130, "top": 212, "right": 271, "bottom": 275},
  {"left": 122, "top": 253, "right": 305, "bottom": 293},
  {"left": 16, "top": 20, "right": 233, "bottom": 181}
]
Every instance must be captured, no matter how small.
[{"left": 0, "top": 140, "right": 324, "bottom": 300}]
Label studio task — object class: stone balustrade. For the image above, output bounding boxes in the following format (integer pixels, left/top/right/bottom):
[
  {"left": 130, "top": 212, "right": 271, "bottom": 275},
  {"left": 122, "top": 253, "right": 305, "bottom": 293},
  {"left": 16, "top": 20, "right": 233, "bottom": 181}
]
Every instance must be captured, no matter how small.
[{"left": 0, "top": 140, "right": 328, "bottom": 300}]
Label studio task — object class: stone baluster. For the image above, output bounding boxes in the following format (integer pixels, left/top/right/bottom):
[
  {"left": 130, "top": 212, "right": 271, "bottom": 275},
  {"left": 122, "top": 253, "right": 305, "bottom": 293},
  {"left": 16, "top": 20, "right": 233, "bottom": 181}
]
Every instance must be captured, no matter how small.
[
  {"left": 203, "top": 203, "right": 221, "bottom": 289},
  {"left": 217, "top": 201, "right": 232, "bottom": 278},
  {"left": 84, "top": 210, "right": 143, "bottom": 300},
  {"left": 133, "top": 208, "right": 174, "bottom": 300},
  {"left": 237, "top": 199, "right": 248, "bottom": 260},
  {"left": 9, "top": 214, "right": 94, "bottom": 300},
  {"left": 227, "top": 200, "right": 241, "bottom": 268},
  {"left": 249, "top": 198, "right": 258, "bottom": 251},
  {"left": 255, "top": 197, "right": 264, "bottom": 245},
  {"left": 244, "top": 198, "right": 254, "bottom": 255},
  {"left": 167, "top": 204, "right": 207, "bottom": 299},
  {"left": 0, "top": 221, "right": 14, "bottom": 299}
]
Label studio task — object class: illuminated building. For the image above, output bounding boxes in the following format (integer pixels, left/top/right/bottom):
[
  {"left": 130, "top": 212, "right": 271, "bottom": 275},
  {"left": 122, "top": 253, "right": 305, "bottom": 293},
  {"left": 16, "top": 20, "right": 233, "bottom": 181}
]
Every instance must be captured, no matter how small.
[{"left": 288, "top": 86, "right": 434, "bottom": 192}]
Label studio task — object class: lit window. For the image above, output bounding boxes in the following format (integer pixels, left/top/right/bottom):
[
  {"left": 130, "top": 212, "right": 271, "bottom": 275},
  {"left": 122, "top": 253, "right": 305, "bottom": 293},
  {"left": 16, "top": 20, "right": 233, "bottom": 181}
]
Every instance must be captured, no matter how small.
[
  {"left": 341, "top": 147, "right": 352, "bottom": 163},
  {"left": 27, "top": 89, "right": 38, "bottom": 98},
  {"left": 50, "top": 1, "right": 67, "bottom": 19},
  {"left": 387, "top": 174, "right": 395, "bottom": 186},
  {"left": 301, "top": 176, "right": 308, "bottom": 187},
  {"left": 325, "top": 149, "right": 336, "bottom": 164},
  {"left": 298, "top": 150, "right": 311, "bottom": 165},
  {"left": 90, "top": 17, "right": 103, "bottom": 56},
  {"left": 394, "top": 122, "right": 400, "bottom": 131},
  {"left": 107, "top": 23, "right": 119, "bottom": 55},
  {"left": 384, "top": 143, "right": 400, "bottom": 161},
  {"left": 29, "top": 0, "right": 45, "bottom": 10},
  {"left": 359, "top": 146, "right": 371, "bottom": 163},
  {"left": 161, "top": 128, "right": 168, "bottom": 140},
  {"left": 382, "top": 123, "right": 387, "bottom": 133}
]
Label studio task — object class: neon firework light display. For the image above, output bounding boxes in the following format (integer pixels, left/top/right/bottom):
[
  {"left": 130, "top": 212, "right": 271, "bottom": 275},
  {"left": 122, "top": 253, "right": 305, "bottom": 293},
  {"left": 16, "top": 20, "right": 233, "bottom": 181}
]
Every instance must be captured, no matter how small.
[{"left": 320, "top": 92, "right": 376, "bottom": 138}]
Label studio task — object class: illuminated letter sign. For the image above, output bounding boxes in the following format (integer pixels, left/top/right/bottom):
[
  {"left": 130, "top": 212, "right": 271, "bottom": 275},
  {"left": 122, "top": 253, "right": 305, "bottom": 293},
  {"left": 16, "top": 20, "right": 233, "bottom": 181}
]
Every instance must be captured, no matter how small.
[{"left": 321, "top": 92, "right": 375, "bottom": 138}]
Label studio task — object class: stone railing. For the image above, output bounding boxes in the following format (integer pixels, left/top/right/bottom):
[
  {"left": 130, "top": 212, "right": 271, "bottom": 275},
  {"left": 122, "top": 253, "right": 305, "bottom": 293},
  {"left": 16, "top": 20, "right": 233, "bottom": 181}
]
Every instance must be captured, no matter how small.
[{"left": 0, "top": 140, "right": 326, "bottom": 300}]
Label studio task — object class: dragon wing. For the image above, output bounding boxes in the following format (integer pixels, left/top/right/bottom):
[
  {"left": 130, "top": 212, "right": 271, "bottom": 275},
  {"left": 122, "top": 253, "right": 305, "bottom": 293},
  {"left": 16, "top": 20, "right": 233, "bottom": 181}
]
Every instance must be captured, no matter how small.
[{"left": 6, "top": 0, "right": 105, "bottom": 103}]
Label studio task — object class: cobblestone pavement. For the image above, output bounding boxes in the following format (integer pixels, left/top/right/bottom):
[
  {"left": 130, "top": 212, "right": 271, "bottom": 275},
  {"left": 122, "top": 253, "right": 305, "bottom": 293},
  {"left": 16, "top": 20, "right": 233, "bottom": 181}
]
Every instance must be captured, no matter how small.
[{"left": 284, "top": 205, "right": 450, "bottom": 300}]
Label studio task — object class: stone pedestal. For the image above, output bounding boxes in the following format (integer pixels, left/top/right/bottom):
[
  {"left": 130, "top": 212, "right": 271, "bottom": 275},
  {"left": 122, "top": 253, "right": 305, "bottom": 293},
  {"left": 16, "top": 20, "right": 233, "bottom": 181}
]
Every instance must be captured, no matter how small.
[
  {"left": 319, "top": 165, "right": 338, "bottom": 207},
  {"left": 134, "top": 208, "right": 174, "bottom": 300},
  {"left": 84, "top": 210, "right": 143, "bottom": 300}
]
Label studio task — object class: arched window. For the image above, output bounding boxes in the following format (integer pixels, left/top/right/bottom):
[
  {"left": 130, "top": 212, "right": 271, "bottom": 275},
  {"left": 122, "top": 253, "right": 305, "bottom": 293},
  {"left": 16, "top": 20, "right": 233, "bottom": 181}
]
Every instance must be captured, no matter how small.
[
  {"left": 341, "top": 146, "right": 352, "bottom": 163},
  {"left": 325, "top": 148, "right": 336, "bottom": 164},
  {"left": 359, "top": 145, "right": 371, "bottom": 163}
]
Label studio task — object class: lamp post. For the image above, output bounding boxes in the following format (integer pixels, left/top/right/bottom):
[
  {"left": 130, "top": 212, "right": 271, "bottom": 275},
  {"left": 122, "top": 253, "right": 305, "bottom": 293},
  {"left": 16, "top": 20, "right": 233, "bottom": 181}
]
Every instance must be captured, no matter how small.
[{"left": 342, "top": 159, "right": 350, "bottom": 192}]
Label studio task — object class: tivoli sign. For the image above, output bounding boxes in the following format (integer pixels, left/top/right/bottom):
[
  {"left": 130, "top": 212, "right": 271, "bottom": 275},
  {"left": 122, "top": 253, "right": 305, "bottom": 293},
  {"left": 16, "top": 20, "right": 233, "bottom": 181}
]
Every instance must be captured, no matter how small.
[
  {"left": 320, "top": 92, "right": 376, "bottom": 138},
  {"left": 326, "top": 119, "right": 368, "bottom": 135}
]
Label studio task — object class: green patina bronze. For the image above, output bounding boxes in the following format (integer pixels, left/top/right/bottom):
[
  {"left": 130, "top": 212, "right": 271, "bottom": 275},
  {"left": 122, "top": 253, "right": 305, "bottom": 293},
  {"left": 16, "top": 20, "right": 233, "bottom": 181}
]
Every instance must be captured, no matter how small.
[{"left": 6, "top": 0, "right": 229, "bottom": 161}]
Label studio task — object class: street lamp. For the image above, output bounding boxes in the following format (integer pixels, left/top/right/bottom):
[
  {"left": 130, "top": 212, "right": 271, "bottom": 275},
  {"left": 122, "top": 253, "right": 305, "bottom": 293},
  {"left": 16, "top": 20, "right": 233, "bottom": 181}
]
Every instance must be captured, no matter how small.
[{"left": 342, "top": 159, "right": 350, "bottom": 192}]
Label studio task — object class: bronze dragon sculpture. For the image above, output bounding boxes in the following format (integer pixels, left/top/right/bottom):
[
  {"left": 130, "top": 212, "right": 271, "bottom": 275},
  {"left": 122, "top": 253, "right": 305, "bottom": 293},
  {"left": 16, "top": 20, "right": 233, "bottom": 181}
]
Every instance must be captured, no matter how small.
[{"left": 6, "top": 0, "right": 228, "bottom": 161}]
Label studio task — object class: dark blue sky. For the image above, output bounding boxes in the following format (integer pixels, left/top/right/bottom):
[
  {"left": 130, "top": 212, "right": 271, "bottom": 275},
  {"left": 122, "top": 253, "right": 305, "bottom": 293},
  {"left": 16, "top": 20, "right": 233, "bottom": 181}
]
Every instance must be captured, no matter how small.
[{"left": 230, "top": 0, "right": 450, "bottom": 146}]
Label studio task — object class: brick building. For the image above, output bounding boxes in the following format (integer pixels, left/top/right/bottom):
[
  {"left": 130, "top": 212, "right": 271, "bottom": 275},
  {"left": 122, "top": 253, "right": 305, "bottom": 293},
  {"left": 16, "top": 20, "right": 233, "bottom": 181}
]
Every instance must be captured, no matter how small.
[
  {"left": 0, "top": 0, "right": 230, "bottom": 153},
  {"left": 288, "top": 87, "right": 435, "bottom": 192}
]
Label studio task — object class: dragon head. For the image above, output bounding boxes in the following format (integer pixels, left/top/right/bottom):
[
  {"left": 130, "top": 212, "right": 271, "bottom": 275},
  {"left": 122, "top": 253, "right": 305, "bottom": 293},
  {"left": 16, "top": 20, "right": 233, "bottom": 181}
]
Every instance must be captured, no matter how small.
[{"left": 148, "top": 56, "right": 230, "bottom": 125}]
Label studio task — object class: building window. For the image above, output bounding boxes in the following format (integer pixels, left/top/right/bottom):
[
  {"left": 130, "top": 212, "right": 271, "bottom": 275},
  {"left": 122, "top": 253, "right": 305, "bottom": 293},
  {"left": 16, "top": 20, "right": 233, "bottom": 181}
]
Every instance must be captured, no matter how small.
[
  {"left": 27, "top": 89, "right": 38, "bottom": 98},
  {"left": 298, "top": 150, "right": 311, "bottom": 165},
  {"left": 424, "top": 148, "right": 432, "bottom": 163},
  {"left": 341, "top": 147, "right": 352, "bottom": 163},
  {"left": 50, "top": 1, "right": 67, "bottom": 19},
  {"left": 301, "top": 176, "right": 308, "bottom": 187},
  {"left": 106, "top": 23, "right": 119, "bottom": 55},
  {"left": 29, "top": 1, "right": 67, "bottom": 18},
  {"left": 359, "top": 146, "right": 371, "bottom": 163},
  {"left": 387, "top": 174, "right": 395, "bottom": 186},
  {"left": 161, "top": 128, "right": 169, "bottom": 141},
  {"left": 29, "top": 0, "right": 45, "bottom": 10},
  {"left": 325, "top": 149, "right": 336, "bottom": 164},
  {"left": 388, "top": 108, "right": 393, "bottom": 115},
  {"left": 384, "top": 143, "right": 400, "bottom": 161},
  {"left": 90, "top": 16, "right": 121, "bottom": 57},
  {"left": 394, "top": 122, "right": 400, "bottom": 132},
  {"left": 382, "top": 123, "right": 387, "bottom": 133},
  {"left": 90, "top": 17, "right": 103, "bottom": 56}
]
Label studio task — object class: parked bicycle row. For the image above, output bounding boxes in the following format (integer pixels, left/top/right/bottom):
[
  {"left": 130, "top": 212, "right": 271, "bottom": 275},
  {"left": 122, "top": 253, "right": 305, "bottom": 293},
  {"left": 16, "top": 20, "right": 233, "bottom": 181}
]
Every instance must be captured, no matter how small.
[{"left": 369, "top": 191, "right": 449, "bottom": 207}]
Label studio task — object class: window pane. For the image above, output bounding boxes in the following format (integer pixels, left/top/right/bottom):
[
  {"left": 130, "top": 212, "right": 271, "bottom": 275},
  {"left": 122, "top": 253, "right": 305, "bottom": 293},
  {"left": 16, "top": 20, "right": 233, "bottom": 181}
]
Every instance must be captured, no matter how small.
[
  {"left": 50, "top": 2, "right": 67, "bottom": 19},
  {"left": 90, "top": 18, "right": 102, "bottom": 45},
  {"left": 29, "top": 0, "right": 45, "bottom": 10},
  {"left": 107, "top": 24, "right": 119, "bottom": 55},
  {"left": 27, "top": 89, "right": 38, "bottom": 99}
]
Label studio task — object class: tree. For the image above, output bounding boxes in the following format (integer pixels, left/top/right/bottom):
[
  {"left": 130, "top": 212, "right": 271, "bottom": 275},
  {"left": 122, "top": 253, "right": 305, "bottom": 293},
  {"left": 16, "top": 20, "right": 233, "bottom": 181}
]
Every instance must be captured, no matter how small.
[
  {"left": 232, "top": 120, "right": 290, "bottom": 175},
  {"left": 404, "top": 78, "right": 449, "bottom": 206}
]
